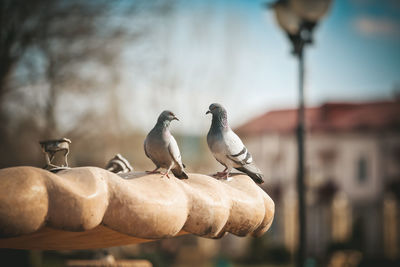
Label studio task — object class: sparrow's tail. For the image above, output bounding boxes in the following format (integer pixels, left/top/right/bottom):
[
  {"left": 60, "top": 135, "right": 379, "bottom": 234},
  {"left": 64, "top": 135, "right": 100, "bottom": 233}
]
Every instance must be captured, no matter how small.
[
  {"left": 235, "top": 165, "right": 264, "bottom": 184},
  {"left": 172, "top": 168, "right": 189, "bottom": 179}
]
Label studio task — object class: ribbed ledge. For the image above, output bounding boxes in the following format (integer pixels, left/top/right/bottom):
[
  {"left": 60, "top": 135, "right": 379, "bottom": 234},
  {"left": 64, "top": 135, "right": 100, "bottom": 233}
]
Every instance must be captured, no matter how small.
[{"left": 0, "top": 167, "right": 274, "bottom": 250}]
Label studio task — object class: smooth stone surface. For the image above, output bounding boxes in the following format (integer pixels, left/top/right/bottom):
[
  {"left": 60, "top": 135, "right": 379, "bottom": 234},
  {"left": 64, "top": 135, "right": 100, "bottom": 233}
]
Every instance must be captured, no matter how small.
[{"left": 0, "top": 166, "right": 274, "bottom": 250}]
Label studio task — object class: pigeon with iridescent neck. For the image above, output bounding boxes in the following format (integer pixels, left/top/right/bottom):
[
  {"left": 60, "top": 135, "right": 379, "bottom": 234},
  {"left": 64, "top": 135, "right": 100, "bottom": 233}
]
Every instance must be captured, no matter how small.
[
  {"left": 144, "top": 110, "right": 188, "bottom": 179},
  {"left": 206, "top": 103, "right": 264, "bottom": 184}
]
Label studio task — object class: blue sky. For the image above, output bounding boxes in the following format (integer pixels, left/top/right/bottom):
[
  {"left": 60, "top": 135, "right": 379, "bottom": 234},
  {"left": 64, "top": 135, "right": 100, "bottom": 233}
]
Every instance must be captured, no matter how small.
[
  {"left": 308, "top": 0, "right": 400, "bottom": 102},
  {"left": 120, "top": 0, "right": 400, "bottom": 133}
]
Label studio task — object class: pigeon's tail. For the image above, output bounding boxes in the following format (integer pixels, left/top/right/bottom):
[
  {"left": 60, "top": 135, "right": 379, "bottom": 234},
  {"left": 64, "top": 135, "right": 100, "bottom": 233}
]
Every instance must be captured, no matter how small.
[
  {"left": 235, "top": 165, "right": 264, "bottom": 184},
  {"left": 172, "top": 168, "right": 189, "bottom": 179}
]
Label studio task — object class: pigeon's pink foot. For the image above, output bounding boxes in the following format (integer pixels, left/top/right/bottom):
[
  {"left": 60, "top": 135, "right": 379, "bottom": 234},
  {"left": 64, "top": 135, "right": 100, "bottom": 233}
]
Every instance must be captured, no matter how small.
[
  {"left": 218, "top": 172, "right": 232, "bottom": 181},
  {"left": 214, "top": 167, "right": 228, "bottom": 177},
  {"left": 161, "top": 172, "right": 171, "bottom": 179},
  {"left": 213, "top": 172, "right": 227, "bottom": 178}
]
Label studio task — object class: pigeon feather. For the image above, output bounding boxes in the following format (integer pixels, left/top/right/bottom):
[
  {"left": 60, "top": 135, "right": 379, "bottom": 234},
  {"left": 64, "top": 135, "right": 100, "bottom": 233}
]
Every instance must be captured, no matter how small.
[
  {"left": 144, "top": 110, "right": 188, "bottom": 179},
  {"left": 206, "top": 103, "right": 264, "bottom": 184}
]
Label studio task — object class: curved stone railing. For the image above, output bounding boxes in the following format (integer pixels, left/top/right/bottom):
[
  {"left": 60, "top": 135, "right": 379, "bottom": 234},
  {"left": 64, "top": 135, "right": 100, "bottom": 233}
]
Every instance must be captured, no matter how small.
[{"left": 0, "top": 166, "right": 274, "bottom": 250}]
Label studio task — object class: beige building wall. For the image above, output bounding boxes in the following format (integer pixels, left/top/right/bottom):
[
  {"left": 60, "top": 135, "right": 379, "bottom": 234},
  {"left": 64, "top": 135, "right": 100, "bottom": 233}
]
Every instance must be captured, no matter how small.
[
  {"left": 242, "top": 131, "right": 400, "bottom": 256},
  {"left": 244, "top": 132, "right": 384, "bottom": 202}
]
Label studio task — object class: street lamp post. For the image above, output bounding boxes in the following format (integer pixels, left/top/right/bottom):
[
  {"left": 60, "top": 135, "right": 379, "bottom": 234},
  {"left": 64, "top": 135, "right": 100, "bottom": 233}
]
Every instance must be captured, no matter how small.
[{"left": 268, "top": 1, "right": 332, "bottom": 267}]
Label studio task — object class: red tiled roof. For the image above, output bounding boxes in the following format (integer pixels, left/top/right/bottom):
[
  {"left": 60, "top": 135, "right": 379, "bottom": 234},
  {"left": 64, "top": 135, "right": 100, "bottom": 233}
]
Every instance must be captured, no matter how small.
[{"left": 235, "top": 100, "right": 400, "bottom": 136}]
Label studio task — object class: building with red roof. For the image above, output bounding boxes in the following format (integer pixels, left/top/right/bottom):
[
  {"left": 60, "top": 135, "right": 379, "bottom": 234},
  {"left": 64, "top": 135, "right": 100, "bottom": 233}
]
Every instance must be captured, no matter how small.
[
  {"left": 236, "top": 101, "right": 400, "bottom": 136},
  {"left": 235, "top": 100, "right": 400, "bottom": 259}
]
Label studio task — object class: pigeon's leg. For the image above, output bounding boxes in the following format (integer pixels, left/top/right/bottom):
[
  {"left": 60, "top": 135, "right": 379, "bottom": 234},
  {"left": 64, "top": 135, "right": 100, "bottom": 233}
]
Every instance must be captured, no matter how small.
[
  {"left": 223, "top": 168, "right": 233, "bottom": 181},
  {"left": 213, "top": 167, "right": 228, "bottom": 178},
  {"left": 216, "top": 167, "right": 228, "bottom": 177},
  {"left": 161, "top": 166, "right": 172, "bottom": 179},
  {"left": 146, "top": 167, "right": 160, "bottom": 174}
]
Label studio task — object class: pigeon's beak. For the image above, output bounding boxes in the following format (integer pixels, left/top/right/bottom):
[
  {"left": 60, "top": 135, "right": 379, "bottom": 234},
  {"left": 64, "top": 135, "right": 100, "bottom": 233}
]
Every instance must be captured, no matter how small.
[
  {"left": 173, "top": 116, "right": 179, "bottom": 121},
  {"left": 206, "top": 110, "right": 211, "bottom": 115}
]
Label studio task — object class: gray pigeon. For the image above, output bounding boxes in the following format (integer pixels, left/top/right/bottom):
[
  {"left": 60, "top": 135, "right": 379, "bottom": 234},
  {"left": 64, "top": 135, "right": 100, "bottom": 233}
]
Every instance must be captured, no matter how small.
[
  {"left": 206, "top": 103, "right": 264, "bottom": 184},
  {"left": 144, "top": 110, "right": 188, "bottom": 179}
]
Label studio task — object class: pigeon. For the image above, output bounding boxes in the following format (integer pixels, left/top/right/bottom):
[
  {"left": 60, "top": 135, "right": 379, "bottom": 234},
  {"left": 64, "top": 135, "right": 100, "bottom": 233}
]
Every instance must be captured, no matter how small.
[
  {"left": 206, "top": 103, "right": 264, "bottom": 184},
  {"left": 144, "top": 110, "right": 188, "bottom": 179}
]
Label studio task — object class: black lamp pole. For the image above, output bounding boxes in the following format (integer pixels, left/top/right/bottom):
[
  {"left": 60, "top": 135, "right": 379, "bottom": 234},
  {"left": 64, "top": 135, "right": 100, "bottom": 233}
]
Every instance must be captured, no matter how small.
[
  {"left": 296, "top": 34, "right": 306, "bottom": 267},
  {"left": 298, "top": 64, "right": 306, "bottom": 267},
  {"left": 290, "top": 28, "right": 309, "bottom": 267},
  {"left": 268, "top": 1, "right": 332, "bottom": 266}
]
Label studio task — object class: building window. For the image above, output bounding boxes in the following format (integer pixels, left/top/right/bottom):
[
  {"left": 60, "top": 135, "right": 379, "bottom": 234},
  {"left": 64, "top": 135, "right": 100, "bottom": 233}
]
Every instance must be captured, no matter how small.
[{"left": 357, "top": 157, "right": 368, "bottom": 183}]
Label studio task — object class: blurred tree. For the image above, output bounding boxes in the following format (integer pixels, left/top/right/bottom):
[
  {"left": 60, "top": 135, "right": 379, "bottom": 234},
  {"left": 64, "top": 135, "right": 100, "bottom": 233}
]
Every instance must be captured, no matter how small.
[
  {"left": 1, "top": 0, "right": 127, "bottom": 137},
  {"left": 0, "top": 0, "right": 174, "bottom": 167},
  {"left": 0, "top": 0, "right": 120, "bottom": 167},
  {"left": 0, "top": 0, "right": 43, "bottom": 104}
]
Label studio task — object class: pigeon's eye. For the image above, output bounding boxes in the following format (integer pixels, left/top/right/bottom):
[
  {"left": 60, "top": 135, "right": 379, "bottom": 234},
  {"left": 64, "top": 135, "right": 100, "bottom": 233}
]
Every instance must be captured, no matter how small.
[{"left": 169, "top": 112, "right": 174, "bottom": 116}]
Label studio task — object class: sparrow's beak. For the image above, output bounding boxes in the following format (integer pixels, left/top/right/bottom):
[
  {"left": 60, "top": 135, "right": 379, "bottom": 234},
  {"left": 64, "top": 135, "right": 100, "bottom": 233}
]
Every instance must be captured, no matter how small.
[
  {"left": 206, "top": 110, "right": 211, "bottom": 115},
  {"left": 173, "top": 116, "right": 179, "bottom": 121}
]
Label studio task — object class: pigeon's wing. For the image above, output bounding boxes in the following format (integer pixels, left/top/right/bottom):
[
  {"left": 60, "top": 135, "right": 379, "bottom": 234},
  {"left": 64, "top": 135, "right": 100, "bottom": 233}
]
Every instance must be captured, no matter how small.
[
  {"left": 207, "top": 130, "right": 231, "bottom": 168},
  {"left": 168, "top": 135, "right": 188, "bottom": 179},
  {"left": 143, "top": 138, "right": 150, "bottom": 159},
  {"left": 168, "top": 135, "right": 183, "bottom": 167},
  {"left": 225, "top": 130, "right": 264, "bottom": 184},
  {"left": 224, "top": 130, "right": 253, "bottom": 167}
]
